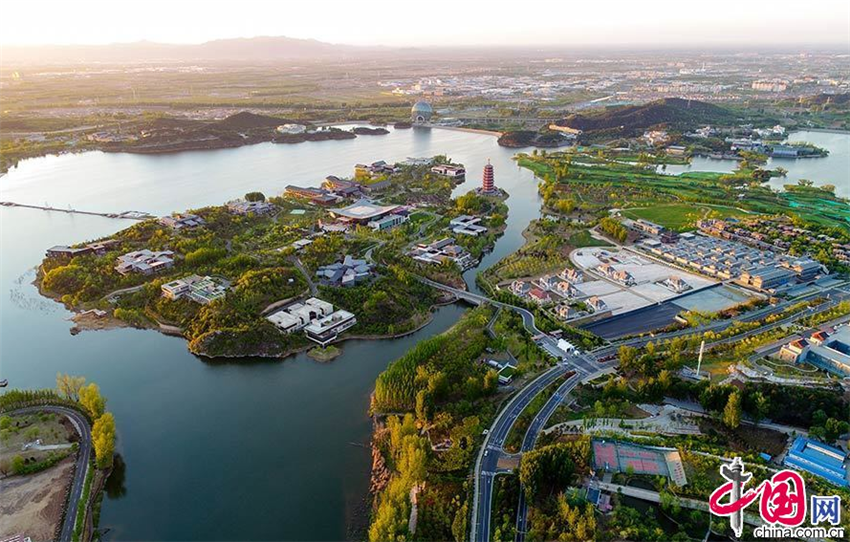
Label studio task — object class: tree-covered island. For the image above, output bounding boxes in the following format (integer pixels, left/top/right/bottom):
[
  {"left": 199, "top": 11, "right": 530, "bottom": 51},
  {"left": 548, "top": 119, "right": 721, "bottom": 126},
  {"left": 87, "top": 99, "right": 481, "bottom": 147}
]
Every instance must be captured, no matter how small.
[{"left": 36, "top": 156, "right": 508, "bottom": 359}]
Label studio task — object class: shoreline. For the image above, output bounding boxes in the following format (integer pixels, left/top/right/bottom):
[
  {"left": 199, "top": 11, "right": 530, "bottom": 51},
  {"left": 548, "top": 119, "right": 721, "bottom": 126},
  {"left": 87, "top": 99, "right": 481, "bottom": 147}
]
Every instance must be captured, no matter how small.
[
  {"left": 53, "top": 284, "right": 463, "bottom": 362},
  {"left": 4, "top": 123, "right": 838, "bottom": 177},
  {"left": 427, "top": 125, "right": 503, "bottom": 137}
]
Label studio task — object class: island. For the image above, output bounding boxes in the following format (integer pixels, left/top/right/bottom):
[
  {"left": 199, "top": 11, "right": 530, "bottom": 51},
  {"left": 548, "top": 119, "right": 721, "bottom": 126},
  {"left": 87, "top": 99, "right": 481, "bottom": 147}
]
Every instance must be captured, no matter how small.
[{"left": 35, "top": 156, "right": 508, "bottom": 359}]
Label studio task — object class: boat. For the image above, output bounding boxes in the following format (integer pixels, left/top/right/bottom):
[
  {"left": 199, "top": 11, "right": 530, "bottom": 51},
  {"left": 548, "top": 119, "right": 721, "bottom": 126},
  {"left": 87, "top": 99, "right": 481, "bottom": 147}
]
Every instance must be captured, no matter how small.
[{"left": 0, "top": 379, "right": 8, "bottom": 387}]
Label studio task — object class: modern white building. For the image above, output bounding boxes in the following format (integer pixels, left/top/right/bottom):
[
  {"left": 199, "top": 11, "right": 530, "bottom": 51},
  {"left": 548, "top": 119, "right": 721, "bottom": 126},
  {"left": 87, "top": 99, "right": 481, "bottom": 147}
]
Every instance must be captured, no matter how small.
[
  {"left": 450, "top": 215, "right": 488, "bottom": 236},
  {"left": 304, "top": 310, "right": 357, "bottom": 345},
  {"left": 431, "top": 164, "right": 466, "bottom": 178},
  {"left": 369, "top": 213, "right": 408, "bottom": 231},
  {"left": 276, "top": 123, "right": 307, "bottom": 134},
  {"left": 227, "top": 200, "right": 277, "bottom": 215},
  {"left": 266, "top": 297, "right": 334, "bottom": 333},
  {"left": 161, "top": 275, "right": 228, "bottom": 304}
]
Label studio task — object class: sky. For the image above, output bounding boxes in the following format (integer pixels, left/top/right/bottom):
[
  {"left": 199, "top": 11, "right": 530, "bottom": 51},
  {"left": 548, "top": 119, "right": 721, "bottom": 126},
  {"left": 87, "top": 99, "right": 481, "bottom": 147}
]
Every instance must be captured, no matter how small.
[{"left": 2, "top": 0, "right": 849, "bottom": 48}]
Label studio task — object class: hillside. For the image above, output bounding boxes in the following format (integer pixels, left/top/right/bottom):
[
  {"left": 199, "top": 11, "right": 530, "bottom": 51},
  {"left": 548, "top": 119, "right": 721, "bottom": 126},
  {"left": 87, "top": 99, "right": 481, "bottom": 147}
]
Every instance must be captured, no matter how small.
[
  {"left": 215, "top": 112, "right": 291, "bottom": 130},
  {"left": 800, "top": 93, "right": 850, "bottom": 108},
  {"left": 553, "top": 98, "right": 737, "bottom": 138}
]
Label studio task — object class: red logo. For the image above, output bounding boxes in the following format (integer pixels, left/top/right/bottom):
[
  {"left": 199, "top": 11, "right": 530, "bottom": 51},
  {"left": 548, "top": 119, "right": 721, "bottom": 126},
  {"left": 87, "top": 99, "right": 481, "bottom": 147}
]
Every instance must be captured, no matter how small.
[{"left": 709, "top": 457, "right": 806, "bottom": 537}]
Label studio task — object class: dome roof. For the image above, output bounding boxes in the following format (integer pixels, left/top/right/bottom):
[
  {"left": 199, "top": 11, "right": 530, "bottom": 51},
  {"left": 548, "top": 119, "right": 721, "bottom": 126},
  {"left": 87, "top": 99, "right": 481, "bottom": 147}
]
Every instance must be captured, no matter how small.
[{"left": 411, "top": 101, "right": 433, "bottom": 113}]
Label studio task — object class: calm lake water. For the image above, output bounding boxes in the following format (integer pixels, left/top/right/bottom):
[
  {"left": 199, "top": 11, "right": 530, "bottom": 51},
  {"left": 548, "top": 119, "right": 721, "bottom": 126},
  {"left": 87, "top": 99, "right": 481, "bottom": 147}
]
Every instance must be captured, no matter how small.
[
  {"left": 0, "top": 126, "right": 540, "bottom": 541},
  {"left": 660, "top": 130, "right": 850, "bottom": 197},
  {"left": 0, "top": 126, "right": 847, "bottom": 540}
]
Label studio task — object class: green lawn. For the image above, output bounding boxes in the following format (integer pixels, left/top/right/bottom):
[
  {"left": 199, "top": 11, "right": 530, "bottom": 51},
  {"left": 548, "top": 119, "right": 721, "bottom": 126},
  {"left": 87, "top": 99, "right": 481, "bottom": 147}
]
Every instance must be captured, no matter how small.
[
  {"left": 622, "top": 203, "right": 753, "bottom": 232},
  {"left": 568, "top": 229, "right": 613, "bottom": 248}
]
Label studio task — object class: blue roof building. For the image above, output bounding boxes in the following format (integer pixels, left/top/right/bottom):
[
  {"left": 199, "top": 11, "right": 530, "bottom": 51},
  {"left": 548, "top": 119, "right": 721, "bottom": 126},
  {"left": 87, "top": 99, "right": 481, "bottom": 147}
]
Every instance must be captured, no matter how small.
[{"left": 784, "top": 436, "right": 848, "bottom": 487}]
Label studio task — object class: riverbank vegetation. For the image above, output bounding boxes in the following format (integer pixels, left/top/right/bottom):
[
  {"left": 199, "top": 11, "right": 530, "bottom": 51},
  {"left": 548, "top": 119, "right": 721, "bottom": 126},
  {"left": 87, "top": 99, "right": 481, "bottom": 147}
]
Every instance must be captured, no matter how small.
[{"left": 369, "top": 306, "right": 538, "bottom": 541}]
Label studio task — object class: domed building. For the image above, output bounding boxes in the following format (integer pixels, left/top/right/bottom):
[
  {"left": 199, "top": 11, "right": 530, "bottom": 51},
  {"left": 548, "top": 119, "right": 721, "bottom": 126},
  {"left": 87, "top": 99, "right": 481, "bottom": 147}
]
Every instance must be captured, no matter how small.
[{"left": 411, "top": 101, "right": 433, "bottom": 123}]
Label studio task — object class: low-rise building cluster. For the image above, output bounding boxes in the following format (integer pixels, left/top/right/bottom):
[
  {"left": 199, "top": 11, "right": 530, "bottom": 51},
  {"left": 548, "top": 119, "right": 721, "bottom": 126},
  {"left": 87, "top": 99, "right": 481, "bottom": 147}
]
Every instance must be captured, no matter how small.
[
  {"left": 115, "top": 249, "right": 175, "bottom": 276},
  {"left": 159, "top": 213, "right": 205, "bottom": 230},
  {"left": 227, "top": 200, "right": 277, "bottom": 215},
  {"left": 623, "top": 218, "right": 679, "bottom": 243},
  {"left": 408, "top": 238, "right": 474, "bottom": 269},
  {"left": 430, "top": 164, "right": 466, "bottom": 179},
  {"left": 46, "top": 239, "right": 120, "bottom": 260},
  {"left": 640, "top": 231, "right": 826, "bottom": 292},
  {"left": 596, "top": 263, "right": 635, "bottom": 286},
  {"left": 355, "top": 160, "right": 398, "bottom": 178},
  {"left": 699, "top": 218, "right": 850, "bottom": 266},
  {"left": 329, "top": 199, "right": 408, "bottom": 231},
  {"left": 778, "top": 325, "right": 850, "bottom": 378},
  {"left": 316, "top": 255, "right": 374, "bottom": 287},
  {"left": 266, "top": 297, "right": 357, "bottom": 345},
  {"left": 285, "top": 185, "right": 341, "bottom": 206},
  {"left": 661, "top": 275, "right": 691, "bottom": 293},
  {"left": 449, "top": 215, "right": 488, "bottom": 237},
  {"left": 161, "top": 275, "right": 229, "bottom": 304},
  {"left": 286, "top": 175, "right": 393, "bottom": 207}
]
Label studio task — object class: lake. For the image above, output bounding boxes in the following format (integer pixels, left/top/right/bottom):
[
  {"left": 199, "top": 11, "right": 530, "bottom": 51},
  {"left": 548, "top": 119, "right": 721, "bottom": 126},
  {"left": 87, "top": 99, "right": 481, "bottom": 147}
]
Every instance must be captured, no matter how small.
[
  {"left": 0, "top": 126, "right": 847, "bottom": 540},
  {"left": 659, "top": 130, "right": 850, "bottom": 197},
  {"left": 0, "top": 126, "right": 541, "bottom": 541}
]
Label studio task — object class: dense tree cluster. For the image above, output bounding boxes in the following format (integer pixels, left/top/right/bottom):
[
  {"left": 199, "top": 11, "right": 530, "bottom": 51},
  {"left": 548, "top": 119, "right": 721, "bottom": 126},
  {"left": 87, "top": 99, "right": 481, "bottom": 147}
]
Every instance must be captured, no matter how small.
[
  {"left": 598, "top": 217, "right": 628, "bottom": 242},
  {"left": 373, "top": 308, "right": 494, "bottom": 413},
  {"left": 518, "top": 438, "right": 591, "bottom": 502}
]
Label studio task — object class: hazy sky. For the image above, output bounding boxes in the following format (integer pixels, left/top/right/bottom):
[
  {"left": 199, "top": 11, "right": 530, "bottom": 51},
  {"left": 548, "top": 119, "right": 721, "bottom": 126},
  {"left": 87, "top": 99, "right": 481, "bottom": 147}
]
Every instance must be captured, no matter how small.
[{"left": 3, "top": 0, "right": 849, "bottom": 47}]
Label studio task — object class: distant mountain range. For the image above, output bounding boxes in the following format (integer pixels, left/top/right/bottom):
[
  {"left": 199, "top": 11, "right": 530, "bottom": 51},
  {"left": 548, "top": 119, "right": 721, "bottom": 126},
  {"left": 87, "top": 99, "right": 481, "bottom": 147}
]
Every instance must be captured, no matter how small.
[{"left": 0, "top": 36, "right": 387, "bottom": 64}]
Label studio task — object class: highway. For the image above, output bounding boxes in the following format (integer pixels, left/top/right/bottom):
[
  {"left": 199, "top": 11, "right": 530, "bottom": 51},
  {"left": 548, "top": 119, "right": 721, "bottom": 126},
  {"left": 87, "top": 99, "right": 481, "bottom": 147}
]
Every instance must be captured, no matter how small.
[
  {"left": 471, "top": 364, "right": 572, "bottom": 542},
  {"left": 9, "top": 406, "right": 92, "bottom": 542},
  {"left": 470, "top": 348, "right": 612, "bottom": 542},
  {"left": 514, "top": 373, "right": 582, "bottom": 542}
]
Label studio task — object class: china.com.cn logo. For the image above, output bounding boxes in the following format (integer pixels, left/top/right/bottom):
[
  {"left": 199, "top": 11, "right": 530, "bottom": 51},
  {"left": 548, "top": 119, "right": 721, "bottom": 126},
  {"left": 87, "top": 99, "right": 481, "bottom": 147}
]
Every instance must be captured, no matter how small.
[{"left": 708, "top": 457, "right": 843, "bottom": 539}]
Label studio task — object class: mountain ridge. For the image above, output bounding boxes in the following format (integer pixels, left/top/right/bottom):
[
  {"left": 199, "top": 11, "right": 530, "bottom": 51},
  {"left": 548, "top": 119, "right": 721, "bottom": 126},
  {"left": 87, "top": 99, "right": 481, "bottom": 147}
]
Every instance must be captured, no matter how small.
[{"left": 0, "top": 35, "right": 385, "bottom": 64}]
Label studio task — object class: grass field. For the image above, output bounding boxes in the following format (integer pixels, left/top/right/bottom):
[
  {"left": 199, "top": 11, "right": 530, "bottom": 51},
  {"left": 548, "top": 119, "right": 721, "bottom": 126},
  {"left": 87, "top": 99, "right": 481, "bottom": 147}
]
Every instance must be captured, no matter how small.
[
  {"left": 568, "top": 230, "right": 613, "bottom": 248},
  {"left": 622, "top": 203, "right": 754, "bottom": 231},
  {"left": 517, "top": 153, "right": 850, "bottom": 232}
]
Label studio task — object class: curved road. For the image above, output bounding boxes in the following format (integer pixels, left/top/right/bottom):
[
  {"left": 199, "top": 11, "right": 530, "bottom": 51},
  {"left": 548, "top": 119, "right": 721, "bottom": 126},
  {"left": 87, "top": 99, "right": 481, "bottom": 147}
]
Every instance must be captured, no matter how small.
[
  {"left": 514, "top": 374, "right": 582, "bottom": 542},
  {"left": 8, "top": 406, "right": 92, "bottom": 542},
  {"left": 470, "top": 364, "right": 572, "bottom": 542}
]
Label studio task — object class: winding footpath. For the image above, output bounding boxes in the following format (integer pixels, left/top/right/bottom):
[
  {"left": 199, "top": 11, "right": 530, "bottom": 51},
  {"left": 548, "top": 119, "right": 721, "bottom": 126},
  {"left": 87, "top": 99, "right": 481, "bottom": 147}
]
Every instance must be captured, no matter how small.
[{"left": 8, "top": 406, "right": 92, "bottom": 542}]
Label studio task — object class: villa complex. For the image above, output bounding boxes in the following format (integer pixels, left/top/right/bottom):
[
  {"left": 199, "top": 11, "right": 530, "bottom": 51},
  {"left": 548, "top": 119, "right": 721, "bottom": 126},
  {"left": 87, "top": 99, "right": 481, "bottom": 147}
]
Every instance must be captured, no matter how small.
[
  {"left": 640, "top": 232, "right": 826, "bottom": 292},
  {"left": 266, "top": 297, "right": 357, "bottom": 345},
  {"left": 408, "top": 238, "right": 475, "bottom": 270},
  {"left": 161, "top": 275, "right": 229, "bottom": 304},
  {"left": 316, "top": 256, "right": 374, "bottom": 287},
  {"left": 114, "top": 250, "right": 174, "bottom": 276}
]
